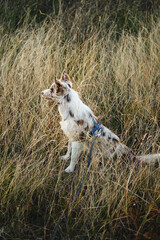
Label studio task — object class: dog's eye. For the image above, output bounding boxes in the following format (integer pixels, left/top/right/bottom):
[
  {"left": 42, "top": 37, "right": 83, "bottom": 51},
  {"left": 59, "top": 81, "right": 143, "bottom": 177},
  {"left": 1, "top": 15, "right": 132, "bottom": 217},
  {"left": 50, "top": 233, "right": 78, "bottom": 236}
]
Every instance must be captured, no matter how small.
[{"left": 50, "top": 87, "right": 54, "bottom": 93}]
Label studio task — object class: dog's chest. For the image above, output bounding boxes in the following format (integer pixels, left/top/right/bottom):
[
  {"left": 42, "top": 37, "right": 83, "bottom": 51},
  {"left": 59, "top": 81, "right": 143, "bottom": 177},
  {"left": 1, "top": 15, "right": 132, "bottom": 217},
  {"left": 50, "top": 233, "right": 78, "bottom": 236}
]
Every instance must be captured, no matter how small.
[
  {"left": 60, "top": 118, "right": 82, "bottom": 139},
  {"left": 58, "top": 104, "right": 69, "bottom": 121},
  {"left": 58, "top": 104, "right": 83, "bottom": 139}
]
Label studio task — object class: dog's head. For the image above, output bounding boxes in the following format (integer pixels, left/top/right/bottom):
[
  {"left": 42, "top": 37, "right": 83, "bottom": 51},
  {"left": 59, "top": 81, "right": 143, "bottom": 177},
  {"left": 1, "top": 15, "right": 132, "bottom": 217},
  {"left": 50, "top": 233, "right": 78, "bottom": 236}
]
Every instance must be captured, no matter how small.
[{"left": 41, "top": 71, "right": 72, "bottom": 101}]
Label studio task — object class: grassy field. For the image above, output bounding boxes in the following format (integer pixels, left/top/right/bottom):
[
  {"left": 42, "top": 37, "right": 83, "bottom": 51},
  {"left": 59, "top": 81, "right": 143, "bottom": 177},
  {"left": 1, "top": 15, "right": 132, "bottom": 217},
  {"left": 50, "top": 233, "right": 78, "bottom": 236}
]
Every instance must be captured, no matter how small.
[{"left": 0, "top": 6, "right": 160, "bottom": 240}]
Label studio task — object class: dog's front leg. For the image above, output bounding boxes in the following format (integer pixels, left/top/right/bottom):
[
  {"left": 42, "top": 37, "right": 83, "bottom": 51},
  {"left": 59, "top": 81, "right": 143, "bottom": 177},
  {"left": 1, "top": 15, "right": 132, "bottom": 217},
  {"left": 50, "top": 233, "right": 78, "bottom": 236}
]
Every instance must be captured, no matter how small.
[
  {"left": 65, "top": 141, "right": 82, "bottom": 173},
  {"left": 61, "top": 141, "right": 72, "bottom": 161}
]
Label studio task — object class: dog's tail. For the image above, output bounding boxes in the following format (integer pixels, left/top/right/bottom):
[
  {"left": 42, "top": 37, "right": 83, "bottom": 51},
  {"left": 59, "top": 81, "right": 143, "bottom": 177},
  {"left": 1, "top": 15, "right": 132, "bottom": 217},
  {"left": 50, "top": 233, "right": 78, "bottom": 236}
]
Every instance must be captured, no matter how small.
[{"left": 135, "top": 153, "right": 160, "bottom": 165}]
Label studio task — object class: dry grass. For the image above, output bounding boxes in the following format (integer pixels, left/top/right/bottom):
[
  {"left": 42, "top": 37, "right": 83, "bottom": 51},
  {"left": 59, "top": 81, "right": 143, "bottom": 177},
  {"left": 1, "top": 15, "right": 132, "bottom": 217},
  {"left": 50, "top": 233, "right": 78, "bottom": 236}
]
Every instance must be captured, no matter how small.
[{"left": 0, "top": 15, "right": 160, "bottom": 240}]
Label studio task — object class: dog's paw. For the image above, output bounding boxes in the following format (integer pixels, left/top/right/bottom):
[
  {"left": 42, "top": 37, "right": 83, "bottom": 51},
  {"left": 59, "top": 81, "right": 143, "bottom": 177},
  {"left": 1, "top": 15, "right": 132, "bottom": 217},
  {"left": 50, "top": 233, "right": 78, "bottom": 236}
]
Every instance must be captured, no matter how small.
[
  {"left": 65, "top": 165, "right": 74, "bottom": 173},
  {"left": 60, "top": 155, "right": 70, "bottom": 161}
]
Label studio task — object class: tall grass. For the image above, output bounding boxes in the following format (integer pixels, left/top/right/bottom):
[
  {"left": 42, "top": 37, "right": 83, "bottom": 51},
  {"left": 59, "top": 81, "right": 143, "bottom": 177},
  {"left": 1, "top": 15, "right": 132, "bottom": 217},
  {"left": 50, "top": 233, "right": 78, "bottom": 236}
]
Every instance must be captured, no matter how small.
[{"left": 0, "top": 13, "right": 160, "bottom": 240}]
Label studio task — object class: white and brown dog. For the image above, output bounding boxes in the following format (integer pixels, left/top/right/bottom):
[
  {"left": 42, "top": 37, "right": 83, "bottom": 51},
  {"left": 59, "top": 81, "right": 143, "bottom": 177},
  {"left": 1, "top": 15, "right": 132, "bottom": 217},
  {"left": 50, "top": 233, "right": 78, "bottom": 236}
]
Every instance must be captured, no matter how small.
[{"left": 41, "top": 72, "right": 160, "bottom": 172}]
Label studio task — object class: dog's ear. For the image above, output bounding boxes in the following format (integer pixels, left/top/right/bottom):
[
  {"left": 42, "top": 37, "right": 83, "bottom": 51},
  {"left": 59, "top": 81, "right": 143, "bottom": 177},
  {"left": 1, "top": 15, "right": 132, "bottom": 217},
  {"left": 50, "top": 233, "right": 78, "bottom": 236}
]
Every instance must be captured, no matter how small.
[
  {"left": 61, "top": 71, "right": 70, "bottom": 81},
  {"left": 61, "top": 71, "right": 72, "bottom": 88},
  {"left": 54, "top": 77, "right": 62, "bottom": 85},
  {"left": 54, "top": 77, "right": 66, "bottom": 95}
]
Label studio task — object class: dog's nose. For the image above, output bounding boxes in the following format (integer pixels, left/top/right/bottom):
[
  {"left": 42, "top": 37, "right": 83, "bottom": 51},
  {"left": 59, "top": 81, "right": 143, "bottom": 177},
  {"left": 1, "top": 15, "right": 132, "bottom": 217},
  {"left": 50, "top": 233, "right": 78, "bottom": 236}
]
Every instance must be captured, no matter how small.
[{"left": 41, "top": 91, "right": 44, "bottom": 95}]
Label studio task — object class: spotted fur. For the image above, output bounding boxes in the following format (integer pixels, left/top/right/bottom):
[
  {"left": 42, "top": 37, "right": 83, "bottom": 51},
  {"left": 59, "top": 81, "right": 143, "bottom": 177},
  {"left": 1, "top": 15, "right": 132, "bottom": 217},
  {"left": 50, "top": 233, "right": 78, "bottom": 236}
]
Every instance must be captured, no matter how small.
[
  {"left": 69, "top": 110, "right": 74, "bottom": 118},
  {"left": 76, "top": 120, "right": 84, "bottom": 125}
]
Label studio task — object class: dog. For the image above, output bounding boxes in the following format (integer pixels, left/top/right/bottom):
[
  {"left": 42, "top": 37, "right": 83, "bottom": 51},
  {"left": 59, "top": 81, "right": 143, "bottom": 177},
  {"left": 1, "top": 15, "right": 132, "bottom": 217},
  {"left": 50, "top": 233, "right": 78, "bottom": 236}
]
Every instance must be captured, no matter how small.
[{"left": 41, "top": 71, "right": 160, "bottom": 172}]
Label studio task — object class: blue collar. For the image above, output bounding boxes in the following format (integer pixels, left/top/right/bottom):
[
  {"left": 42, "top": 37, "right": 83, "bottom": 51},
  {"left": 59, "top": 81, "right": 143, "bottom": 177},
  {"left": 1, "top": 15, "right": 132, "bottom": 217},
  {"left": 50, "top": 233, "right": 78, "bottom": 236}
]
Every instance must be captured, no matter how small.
[{"left": 90, "top": 117, "right": 102, "bottom": 135}]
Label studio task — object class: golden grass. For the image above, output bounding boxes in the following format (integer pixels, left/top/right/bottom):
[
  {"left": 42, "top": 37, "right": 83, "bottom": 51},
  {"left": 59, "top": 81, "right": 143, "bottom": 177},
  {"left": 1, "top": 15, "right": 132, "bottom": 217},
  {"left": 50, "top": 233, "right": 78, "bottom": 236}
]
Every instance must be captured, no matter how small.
[{"left": 0, "top": 17, "right": 160, "bottom": 239}]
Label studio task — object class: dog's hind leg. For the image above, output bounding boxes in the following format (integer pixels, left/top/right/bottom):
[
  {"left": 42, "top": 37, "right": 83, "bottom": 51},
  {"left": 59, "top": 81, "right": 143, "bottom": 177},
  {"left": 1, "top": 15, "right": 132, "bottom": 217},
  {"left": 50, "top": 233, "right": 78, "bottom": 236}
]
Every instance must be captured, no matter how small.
[
  {"left": 61, "top": 141, "right": 72, "bottom": 161},
  {"left": 65, "top": 141, "right": 82, "bottom": 173}
]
